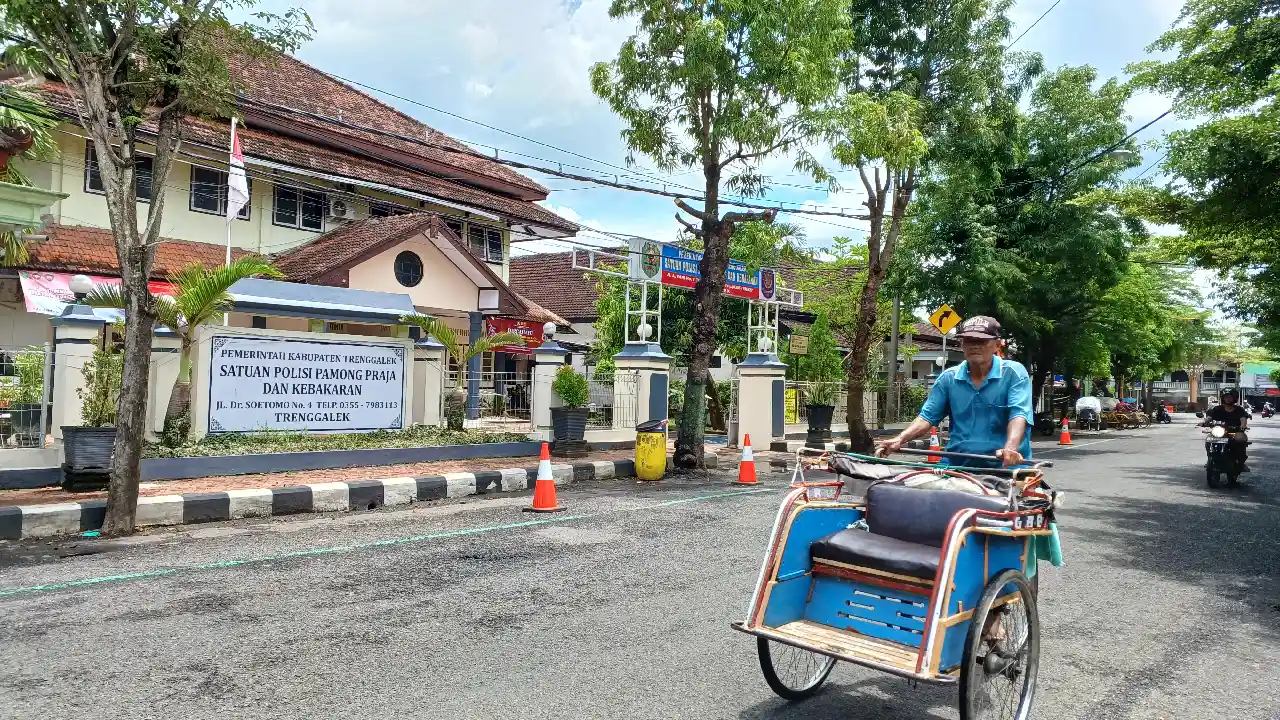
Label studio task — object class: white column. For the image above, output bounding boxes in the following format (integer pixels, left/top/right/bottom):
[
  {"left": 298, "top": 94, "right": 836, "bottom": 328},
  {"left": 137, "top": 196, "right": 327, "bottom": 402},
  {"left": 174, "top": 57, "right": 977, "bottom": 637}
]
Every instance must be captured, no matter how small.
[
  {"left": 736, "top": 352, "right": 788, "bottom": 448},
  {"left": 531, "top": 338, "right": 568, "bottom": 440},
  {"left": 613, "top": 341, "right": 672, "bottom": 431},
  {"left": 146, "top": 330, "right": 182, "bottom": 441},
  {"left": 413, "top": 337, "right": 447, "bottom": 426},
  {"left": 49, "top": 306, "right": 106, "bottom": 440}
]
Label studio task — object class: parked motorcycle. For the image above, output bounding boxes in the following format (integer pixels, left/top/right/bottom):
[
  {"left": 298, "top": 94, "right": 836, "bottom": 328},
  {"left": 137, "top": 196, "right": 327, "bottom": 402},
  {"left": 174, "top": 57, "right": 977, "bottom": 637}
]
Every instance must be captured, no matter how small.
[
  {"left": 1196, "top": 413, "right": 1244, "bottom": 488},
  {"left": 1077, "top": 407, "right": 1102, "bottom": 431}
]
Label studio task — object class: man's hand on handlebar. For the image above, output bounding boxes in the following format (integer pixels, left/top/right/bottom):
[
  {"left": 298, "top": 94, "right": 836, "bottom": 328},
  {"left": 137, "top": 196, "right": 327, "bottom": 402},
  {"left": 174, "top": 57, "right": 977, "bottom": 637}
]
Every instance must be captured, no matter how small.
[
  {"left": 874, "top": 437, "right": 904, "bottom": 458},
  {"left": 995, "top": 448, "right": 1024, "bottom": 467}
]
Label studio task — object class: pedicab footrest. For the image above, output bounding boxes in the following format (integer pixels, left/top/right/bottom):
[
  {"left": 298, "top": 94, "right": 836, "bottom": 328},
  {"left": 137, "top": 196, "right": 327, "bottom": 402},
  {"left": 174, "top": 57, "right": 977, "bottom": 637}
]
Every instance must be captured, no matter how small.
[{"left": 770, "top": 620, "right": 921, "bottom": 674}]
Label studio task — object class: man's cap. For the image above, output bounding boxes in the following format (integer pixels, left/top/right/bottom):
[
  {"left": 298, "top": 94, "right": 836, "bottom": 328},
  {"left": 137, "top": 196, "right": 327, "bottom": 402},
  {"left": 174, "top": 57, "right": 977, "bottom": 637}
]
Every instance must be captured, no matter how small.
[
  {"left": 955, "top": 315, "right": 1002, "bottom": 340},
  {"left": 1222, "top": 387, "right": 1239, "bottom": 399}
]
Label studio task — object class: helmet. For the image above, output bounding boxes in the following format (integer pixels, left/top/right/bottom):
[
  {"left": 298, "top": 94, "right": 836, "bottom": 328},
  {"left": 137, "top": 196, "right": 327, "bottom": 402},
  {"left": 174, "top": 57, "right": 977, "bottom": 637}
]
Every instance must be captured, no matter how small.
[{"left": 1222, "top": 388, "right": 1239, "bottom": 401}]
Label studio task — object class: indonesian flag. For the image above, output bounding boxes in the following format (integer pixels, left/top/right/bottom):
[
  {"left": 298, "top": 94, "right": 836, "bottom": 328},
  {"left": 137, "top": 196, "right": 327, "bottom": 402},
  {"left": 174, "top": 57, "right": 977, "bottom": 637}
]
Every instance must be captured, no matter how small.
[{"left": 226, "top": 116, "right": 250, "bottom": 222}]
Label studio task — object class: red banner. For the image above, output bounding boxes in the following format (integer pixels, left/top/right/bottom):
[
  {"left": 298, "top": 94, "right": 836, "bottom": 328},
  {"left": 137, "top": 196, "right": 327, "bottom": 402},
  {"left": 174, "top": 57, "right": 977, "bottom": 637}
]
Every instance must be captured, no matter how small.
[
  {"left": 19, "top": 271, "right": 174, "bottom": 317},
  {"left": 1266, "top": 388, "right": 1280, "bottom": 397},
  {"left": 484, "top": 317, "right": 542, "bottom": 355}
]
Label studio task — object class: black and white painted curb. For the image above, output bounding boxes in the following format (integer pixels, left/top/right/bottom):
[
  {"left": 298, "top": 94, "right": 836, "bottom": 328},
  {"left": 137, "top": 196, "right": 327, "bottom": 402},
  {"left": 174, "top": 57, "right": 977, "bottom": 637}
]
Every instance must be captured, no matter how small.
[{"left": 0, "top": 456, "right": 722, "bottom": 541}]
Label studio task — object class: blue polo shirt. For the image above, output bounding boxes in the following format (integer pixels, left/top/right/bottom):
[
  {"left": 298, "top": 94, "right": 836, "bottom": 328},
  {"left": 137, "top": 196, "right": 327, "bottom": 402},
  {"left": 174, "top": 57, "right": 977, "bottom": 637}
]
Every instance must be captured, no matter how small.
[{"left": 918, "top": 356, "right": 1034, "bottom": 466}]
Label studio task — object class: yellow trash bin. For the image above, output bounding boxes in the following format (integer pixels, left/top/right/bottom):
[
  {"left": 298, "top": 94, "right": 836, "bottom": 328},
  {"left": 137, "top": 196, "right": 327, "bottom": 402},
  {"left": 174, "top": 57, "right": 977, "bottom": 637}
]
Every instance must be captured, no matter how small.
[{"left": 635, "top": 419, "right": 667, "bottom": 482}]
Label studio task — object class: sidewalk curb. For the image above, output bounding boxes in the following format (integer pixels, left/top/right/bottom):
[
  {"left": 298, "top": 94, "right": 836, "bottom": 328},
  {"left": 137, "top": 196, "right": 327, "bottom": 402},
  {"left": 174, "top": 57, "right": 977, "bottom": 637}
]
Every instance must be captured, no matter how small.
[{"left": 0, "top": 454, "right": 720, "bottom": 541}]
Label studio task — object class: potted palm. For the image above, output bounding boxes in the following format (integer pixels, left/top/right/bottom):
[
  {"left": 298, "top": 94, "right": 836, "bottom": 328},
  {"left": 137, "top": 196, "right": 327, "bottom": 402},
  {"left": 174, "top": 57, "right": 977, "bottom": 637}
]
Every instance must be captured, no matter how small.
[
  {"left": 804, "top": 380, "right": 839, "bottom": 447},
  {"left": 62, "top": 342, "right": 123, "bottom": 490},
  {"left": 86, "top": 257, "right": 282, "bottom": 441},
  {"left": 8, "top": 345, "right": 45, "bottom": 447},
  {"left": 400, "top": 314, "right": 524, "bottom": 430},
  {"left": 551, "top": 365, "right": 590, "bottom": 456}
]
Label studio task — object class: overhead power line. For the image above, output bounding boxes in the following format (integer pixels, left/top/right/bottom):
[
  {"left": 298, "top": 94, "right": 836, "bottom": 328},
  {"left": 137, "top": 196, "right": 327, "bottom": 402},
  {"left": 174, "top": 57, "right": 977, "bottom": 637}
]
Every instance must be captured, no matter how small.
[
  {"left": 1006, "top": 0, "right": 1064, "bottom": 48},
  {"left": 238, "top": 95, "right": 874, "bottom": 220}
]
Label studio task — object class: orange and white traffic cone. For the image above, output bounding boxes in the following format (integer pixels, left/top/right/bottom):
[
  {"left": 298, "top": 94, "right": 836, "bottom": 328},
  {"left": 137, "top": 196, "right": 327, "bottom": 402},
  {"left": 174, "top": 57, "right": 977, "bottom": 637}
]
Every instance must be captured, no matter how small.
[
  {"left": 734, "top": 433, "right": 758, "bottom": 485},
  {"left": 1058, "top": 416, "right": 1072, "bottom": 446},
  {"left": 927, "top": 426, "right": 941, "bottom": 463},
  {"left": 523, "top": 442, "right": 565, "bottom": 513}
]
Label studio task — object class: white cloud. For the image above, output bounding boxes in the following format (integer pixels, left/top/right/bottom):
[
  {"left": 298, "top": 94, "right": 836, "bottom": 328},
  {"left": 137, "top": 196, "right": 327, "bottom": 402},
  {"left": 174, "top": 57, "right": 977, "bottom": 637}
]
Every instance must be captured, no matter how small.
[{"left": 465, "top": 80, "right": 495, "bottom": 98}]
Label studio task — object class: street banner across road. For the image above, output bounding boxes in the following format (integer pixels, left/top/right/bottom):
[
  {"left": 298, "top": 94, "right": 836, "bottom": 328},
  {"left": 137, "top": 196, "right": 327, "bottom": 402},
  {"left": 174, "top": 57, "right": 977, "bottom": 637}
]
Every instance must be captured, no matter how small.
[{"left": 207, "top": 335, "right": 407, "bottom": 433}]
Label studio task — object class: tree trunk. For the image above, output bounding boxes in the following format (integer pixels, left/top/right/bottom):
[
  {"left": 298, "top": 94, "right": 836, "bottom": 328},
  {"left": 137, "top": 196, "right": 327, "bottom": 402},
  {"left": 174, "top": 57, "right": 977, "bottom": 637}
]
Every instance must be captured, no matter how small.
[
  {"left": 104, "top": 245, "right": 157, "bottom": 535},
  {"left": 845, "top": 268, "right": 882, "bottom": 453},
  {"left": 164, "top": 336, "right": 193, "bottom": 441},
  {"left": 675, "top": 219, "right": 731, "bottom": 468},
  {"left": 1031, "top": 370, "right": 1047, "bottom": 417},
  {"left": 705, "top": 369, "right": 726, "bottom": 433}
]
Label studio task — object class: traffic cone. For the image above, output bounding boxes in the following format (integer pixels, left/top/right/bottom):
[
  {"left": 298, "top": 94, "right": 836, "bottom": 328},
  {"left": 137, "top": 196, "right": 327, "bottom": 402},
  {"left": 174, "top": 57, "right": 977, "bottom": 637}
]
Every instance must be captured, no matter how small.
[
  {"left": 735, "top": 433, "right": 759, "bottom": 485},
  {"left": 927, "top": 427, "right": 941, "bottom": 463},
  {"left": 1058, "top": 417, "right": 1072, "bottom": 446},
  {"left": 523, "top": 442, "right": 565, "bottom": 513}
]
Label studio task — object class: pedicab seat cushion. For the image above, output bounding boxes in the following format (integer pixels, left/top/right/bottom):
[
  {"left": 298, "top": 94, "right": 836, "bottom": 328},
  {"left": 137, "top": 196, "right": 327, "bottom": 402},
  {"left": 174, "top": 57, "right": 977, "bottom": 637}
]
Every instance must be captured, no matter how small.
[
  {"left": 810, "top": 529, "right": 942, "bottom": 579},
  {"left": 810, "top": 483, "right": 1011, "bottom": 581}
]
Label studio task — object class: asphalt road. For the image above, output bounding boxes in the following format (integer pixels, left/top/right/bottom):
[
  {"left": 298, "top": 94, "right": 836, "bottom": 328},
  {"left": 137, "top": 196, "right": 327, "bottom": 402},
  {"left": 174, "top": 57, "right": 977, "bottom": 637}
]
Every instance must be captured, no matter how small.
[{"left": 2, "top": 415, "right": 1278, "bottom": 719}]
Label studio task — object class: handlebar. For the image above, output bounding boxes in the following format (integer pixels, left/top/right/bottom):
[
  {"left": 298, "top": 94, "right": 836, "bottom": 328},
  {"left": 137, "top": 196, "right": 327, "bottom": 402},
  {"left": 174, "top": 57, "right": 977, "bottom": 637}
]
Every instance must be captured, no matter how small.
[{"left": 894, "top": 446, "right": 1054, "bottom": 470}]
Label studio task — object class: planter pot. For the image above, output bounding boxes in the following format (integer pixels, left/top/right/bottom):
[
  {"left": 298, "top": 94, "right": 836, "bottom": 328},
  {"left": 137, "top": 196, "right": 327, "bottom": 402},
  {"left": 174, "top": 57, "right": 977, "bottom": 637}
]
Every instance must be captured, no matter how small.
[
  {"left": 805, "top": 404, "right": 835, "bottom": 448},
  {"left": 551, "top": 406, "right": 589, "bottom": 442},
  {"left": 62, "top": 426, "right": 117, "bottom": 470},
  {"left": 9, "top": 403, "right": 43, "bottom": 448}
]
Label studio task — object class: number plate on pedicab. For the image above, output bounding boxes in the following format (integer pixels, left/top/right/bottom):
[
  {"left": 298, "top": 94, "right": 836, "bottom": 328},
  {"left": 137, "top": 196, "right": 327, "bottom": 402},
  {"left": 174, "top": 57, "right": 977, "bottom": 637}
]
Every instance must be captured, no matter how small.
[{"left": 792, "top": 481, "right": 843, "bottom": 501}]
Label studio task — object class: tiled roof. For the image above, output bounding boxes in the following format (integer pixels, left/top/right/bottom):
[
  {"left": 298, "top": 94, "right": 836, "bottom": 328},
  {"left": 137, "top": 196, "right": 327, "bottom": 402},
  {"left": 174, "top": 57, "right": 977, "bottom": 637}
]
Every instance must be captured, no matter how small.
[
  {"left": 508, "top": 252, "right": 605, "bottom": 321},
  {"left": 273, "top": 213, "right": 434, "bottom": 283},
  {"left": 273, "top": 214, "right": 568, "bottom": 326},
  {"left": 24, "top": 224, "right": 250, "bottom": 278},
  {"left": 31, "top": 83, "right": 578, "bottom": 234},
  {"left": 227, "top": 52, "right": 547, "bottom": 198}
]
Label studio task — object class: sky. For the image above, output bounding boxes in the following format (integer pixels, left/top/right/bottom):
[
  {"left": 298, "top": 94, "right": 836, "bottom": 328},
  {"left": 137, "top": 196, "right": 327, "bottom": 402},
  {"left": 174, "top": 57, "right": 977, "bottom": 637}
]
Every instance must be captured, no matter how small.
[{"left": 253, "top": 0, "right": 1190, "bottom": 257}]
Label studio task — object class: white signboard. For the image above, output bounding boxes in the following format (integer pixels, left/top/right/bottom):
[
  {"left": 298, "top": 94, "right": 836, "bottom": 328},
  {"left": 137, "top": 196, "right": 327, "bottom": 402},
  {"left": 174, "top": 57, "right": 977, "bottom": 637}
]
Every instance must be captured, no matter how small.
[{"left": 207, "top": 335, "right": 406, "bottom": 433}]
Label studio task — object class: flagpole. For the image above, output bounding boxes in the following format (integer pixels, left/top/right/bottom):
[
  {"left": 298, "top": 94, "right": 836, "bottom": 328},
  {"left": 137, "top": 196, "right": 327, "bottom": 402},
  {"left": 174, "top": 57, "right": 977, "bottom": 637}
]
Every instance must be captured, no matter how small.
[{"left": 223, "top": 116, "right": 237, "bottom": 327}]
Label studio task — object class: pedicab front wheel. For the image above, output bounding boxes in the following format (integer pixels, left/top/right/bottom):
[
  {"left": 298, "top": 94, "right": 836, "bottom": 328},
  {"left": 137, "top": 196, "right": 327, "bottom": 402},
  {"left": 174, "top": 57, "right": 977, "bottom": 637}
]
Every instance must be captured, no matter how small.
[
  {"left": 757, "top": 637, "right": 836, "bottom": 700},
  {"left": 959, "top": 569, "right": 1040, "bottom": 720}
]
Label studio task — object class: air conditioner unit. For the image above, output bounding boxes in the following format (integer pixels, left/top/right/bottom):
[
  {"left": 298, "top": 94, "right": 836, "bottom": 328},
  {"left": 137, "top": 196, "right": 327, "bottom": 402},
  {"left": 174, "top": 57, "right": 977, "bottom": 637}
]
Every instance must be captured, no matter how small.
[{"left": 328, "top": 197, "right": 356, "bottom": 221}]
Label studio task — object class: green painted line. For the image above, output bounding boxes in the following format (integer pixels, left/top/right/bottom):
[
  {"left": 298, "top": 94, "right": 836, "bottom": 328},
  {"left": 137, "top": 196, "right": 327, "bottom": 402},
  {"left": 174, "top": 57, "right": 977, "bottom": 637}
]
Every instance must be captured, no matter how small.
[{"left": 0, "top": 486, "right": 776, "bottom": 599}]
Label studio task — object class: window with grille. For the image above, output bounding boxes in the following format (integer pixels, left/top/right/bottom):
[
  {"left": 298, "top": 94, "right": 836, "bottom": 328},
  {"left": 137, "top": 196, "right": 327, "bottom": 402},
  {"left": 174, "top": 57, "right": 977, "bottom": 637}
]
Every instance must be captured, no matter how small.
[
  {"left": 190, "top": 165, "right": 251, "bottom": 219},
  {"left": 444, "top": 218, "right": 464, "bottom": 238},
  {"left": 273, "top": 186, "right": 326, "bottom": 231},
  {"left": 85, "top": 140, "right": 154, "bottom": 201},
  {"left": 467, "top": 225, "right": 504, "bottom": 263}
]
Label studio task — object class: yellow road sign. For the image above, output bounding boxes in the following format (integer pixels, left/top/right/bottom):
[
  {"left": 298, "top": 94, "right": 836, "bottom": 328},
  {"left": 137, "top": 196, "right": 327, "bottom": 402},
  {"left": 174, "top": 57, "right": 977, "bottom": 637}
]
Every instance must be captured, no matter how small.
[{"left": 929, "top": 304, "right": 962, "bottom": 334}]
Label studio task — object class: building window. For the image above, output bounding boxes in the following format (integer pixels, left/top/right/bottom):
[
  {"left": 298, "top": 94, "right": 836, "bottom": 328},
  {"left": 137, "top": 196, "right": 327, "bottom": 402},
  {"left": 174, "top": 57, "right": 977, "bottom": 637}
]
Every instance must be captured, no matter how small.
[
  {"left": 84, "top": 140, "right": 153, "bottom": 201},
  {"left": 273, "top": 186, "right": 325, "bottom": 231},
  {"left": 443, "top": 218, "right": 464, "bottom": 238},
  {"left": 370, "top": 201, "right": 407, "bottom": 218},
  {"left": 482, "top": 351, "right": 495, "bottom": 377},
  {"left": 394, "top": 250, "right": 424, "bottom": 287},
  {"left": 468, "top": 225, "right": 504, "bottom": 264},
  {"left": 251, "top": 316, "right": 267, "bottom": 329},
  {"left": 190, "top": 165, "right": 251, "bottom": 219},
  {"left": 710, "top": 355, "right": 722, "bottom": 369}
]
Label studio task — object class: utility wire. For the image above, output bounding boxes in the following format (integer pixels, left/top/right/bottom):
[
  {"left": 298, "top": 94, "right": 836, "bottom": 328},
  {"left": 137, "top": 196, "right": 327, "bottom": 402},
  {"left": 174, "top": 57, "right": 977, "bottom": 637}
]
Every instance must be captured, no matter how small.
[
  {"left": 1006, "top": 0, "right": 1064, "bottom": 48},
  {"left": 1134, "top": 151, "right": 1169, "bottom": 180}
]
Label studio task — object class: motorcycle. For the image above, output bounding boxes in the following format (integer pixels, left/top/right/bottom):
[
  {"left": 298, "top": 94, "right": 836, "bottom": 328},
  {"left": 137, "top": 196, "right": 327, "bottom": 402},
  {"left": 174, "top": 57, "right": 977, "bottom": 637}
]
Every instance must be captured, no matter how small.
[
  {"left": 1153, "top": 405, "right": 1172, "bottom": 424},
  {"left": 1263, "top": 406, "right": 1274, "bottom": 419},
  {"left": 1196, "top": 413, "right": 1244, "bottom": 488},
  {"left": 1077, "top": 407, "right": 1102, "bottom": 431}
]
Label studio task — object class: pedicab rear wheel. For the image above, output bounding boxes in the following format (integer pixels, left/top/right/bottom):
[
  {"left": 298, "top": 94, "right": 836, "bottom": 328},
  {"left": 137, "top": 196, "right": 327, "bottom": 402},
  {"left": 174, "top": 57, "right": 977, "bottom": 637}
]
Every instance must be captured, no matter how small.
[
  {"left": 757, "top": 637, "right": 836, "bottom": 700},
  {"left": 960, "top": 569, "right": 1039, "bottom": 720}
]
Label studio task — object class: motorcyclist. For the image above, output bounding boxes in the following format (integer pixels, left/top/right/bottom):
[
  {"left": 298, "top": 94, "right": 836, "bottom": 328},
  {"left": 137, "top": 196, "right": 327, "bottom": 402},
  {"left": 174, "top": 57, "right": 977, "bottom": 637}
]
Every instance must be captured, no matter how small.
[{"left": 1203, "top": 388, "right": 1249, "bottom": 471}]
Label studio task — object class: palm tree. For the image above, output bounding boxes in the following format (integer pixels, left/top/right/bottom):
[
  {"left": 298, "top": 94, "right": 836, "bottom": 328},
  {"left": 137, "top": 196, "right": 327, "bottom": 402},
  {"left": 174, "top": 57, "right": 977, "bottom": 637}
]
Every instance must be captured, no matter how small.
[
  {"left": 400, "top": 314, "right": 525, "bottom": 428},
  {"left": 87, "top": 256, "right": 283, "bottom": 438},
  {"left": 0, "top": 83, "right": 59, "bottom": 266}
]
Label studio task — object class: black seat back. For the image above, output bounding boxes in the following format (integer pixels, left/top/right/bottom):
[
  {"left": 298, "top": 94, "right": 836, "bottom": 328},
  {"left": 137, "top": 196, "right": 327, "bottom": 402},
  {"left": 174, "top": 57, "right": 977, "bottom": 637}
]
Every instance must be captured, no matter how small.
[{"left": 866, "top": 482, "right": 1010, "bottom": 548}]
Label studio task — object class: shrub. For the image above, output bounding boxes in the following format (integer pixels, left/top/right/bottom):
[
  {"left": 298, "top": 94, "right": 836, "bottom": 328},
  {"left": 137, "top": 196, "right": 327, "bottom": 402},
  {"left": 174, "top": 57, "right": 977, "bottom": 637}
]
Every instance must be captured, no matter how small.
[
  {"left": 552, "top": 365, "right": 590, "bottom": 408},
  {"left": 77, "top": 345, "right": 123, "bottom": 427}
]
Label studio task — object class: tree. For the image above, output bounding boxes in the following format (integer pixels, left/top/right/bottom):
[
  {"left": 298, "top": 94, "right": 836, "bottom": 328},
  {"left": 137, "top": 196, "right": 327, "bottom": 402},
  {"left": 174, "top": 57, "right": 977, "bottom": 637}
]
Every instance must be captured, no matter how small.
[
  {"left": 801, "top": 312, "right": 842, "bottom": 382},
  {"left": 2, "top": 1, "right": 312, "bottom": 534},
  {"left": 899, "top": 65, "right": 1142, "bottom": 408},
  {"left": 0, "top": 82, "right": 59, "bottom": 265},
  {"left": 589, "top": 221, "right": 806, "bottom": 431},
  {"left": 86, "top": 256, "right": 283, "bottom": 440},
  {"left": 821, "top": 0, "right": 1022, "bottom": 451},
  {"left": 1127, "top": 0, "right": 1280, "bottom": 352},
  {"left": 591, "top": 0, "right": 850, "bottom": 468}
]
